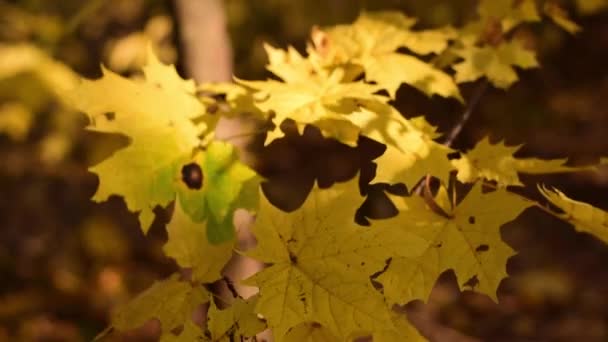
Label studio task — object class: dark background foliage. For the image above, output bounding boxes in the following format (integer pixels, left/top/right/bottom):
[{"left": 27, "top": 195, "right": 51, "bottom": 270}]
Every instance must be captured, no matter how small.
[{"left": 1, "top": 0, "right": 607, "bottom": 341}]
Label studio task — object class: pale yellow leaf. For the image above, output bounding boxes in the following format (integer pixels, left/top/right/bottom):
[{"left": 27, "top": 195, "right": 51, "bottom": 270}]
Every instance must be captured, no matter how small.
[
  {"left": 452, "top": 137, "right": 596, "bottom": 186},
  {"left": 539, "top": 185, "right": 608, "bottom": 244}
]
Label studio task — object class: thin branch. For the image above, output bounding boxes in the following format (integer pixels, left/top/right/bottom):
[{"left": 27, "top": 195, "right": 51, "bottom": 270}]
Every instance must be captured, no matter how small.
[
  {"left": 444, "top": 80, "right": 489, "bottom": 148},
  {"left": 63, "top": 0, "right": 105, "bottom": 39}
]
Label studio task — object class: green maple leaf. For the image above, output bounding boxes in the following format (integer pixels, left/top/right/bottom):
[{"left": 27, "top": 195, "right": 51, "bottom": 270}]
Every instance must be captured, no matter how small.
[
  {"left": 163, "top": 198, "right": 235, "bottom": 283},
  {"left": 177, "top": 141, "right": 260, "bottom": 244},
  {"left": 244, "top": 177, "right": 427, "bottom": 341},
  {"left": 452, "top": 137, "right": 597, "bottom": 187},
  {"left": 377, "top": 184, "right": 532, "bottom": 304},
  {"left": 319, "top": 11, "right": 462, "bottom": 100},
  {"left": 207, "top": 295, "right": 266, "bottom": 341},
  {"left": 69, "top": 49, "right": 206, "bottom": 233},
  {"left": 111, "top": 274, "right": 208, "bottom": 340},
  {"left": 238, "top": 66, "right": 384, "bottom": 146},
  {"left": 352, "top": 105, "right": 453, "bottom": 189},
  {"left": 453, "top": 40, "right": 539, "bottom": 89},
  {"left": 539, "top": 185, "right": 608, "bottom": 244}
]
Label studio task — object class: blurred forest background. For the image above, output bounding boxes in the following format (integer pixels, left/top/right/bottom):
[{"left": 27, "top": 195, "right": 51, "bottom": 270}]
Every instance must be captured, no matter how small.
[{"left": 1, "top": 0, "right": 608, "bottom": 341}]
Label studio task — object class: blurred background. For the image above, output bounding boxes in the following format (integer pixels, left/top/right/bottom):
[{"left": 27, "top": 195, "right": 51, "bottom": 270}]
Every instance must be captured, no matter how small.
[{"left": 1, "top": 0, "right": 608, "bottom": 341}]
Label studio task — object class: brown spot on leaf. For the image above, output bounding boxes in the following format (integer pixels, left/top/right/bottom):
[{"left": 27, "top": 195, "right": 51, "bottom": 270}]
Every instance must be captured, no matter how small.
[
  {"left": 476, "top": 244, "right": 489, "bottom": 253},
  {"left": 181, "top": 163, "right": 203, "bottom": 189},
  {"left": 289, "top": 252, "right": 298, "bottom": 264}
]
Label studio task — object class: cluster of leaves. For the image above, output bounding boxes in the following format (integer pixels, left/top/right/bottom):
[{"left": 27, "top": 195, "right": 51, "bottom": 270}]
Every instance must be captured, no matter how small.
[{"left": 66, "top": 1, "right": 608, "bottom": 341}]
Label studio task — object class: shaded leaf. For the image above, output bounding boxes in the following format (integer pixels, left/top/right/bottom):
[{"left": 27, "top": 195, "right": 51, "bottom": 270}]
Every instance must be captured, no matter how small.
[
  {"left": 112, "top": 274, "right": 208, "bottom": 339},
  {"left": 207, "top": 295, "right": 266, "bottom": 341},
  {"left": 377, "top": 184, "right": 532, "bottom": 303},
  {"left": 544, "top": 2, "right": 582, "bottom": 34}
]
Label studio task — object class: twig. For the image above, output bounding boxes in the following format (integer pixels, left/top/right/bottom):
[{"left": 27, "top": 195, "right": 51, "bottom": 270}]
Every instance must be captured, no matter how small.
[
  {"left": 63, "top": 0, "right": 105, "bottom": 39},
  {"left": 411, "top": 80, "right": 489, "bottom": 196},
  {"left": 444, "top": 80, "right": 489, "bottom": 148}
]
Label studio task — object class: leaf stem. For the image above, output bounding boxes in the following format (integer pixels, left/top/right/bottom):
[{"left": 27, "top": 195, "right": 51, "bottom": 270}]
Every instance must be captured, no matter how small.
[{"left": 482, "top": 180, "right": 567, "bottom": 223}]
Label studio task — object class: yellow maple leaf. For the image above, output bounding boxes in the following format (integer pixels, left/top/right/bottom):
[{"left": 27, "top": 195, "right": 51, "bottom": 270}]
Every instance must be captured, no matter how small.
[
  {"left": 112, "top": 274, "right": 208, "bottom": 340},
  {"left": 453, "top": 40, "right": 539, "bottom": 88},
  {"left": 452, "top": 137, "right": 597, "bottom": 186},
  {"left": 238, "top": 66, "right": 385, "bottom": 146},
  {"left": 575, "top": 0, "right": 608, "bottom": 15},
  {"left": 317, "top": 11, "right": 462, "bottom": 100},
  {"left": 163, "top": 198, "right": 234, "bottom": 283},
  {"left": 539, "top": 185, "right": 608, "bottom": 244},
  {"left": 377, "top": 184, "right": 532, "bottom": 304},
  {"left": 544, "top": 2, "right": 582, "bottom": 34},
  {"left": 0, "top": 43, "right": 78, "bottom": 99},
  {"left": 264, "top": 43, "right": 328, "bottom": 84},
  {"left": 244, "top": 177, "right": 427, "bottom": 341},
  {"left": 477, "top": 0, "right": 540, "bottom": 32},
  {"left": 68, "top": 49, "right": 205, "bottom": 232},
  {"left": 352, "top": 105, "right": 453, "bottom": 189},
  {"left": 207, "top": 295, "right": 266, "bottom": 341}
]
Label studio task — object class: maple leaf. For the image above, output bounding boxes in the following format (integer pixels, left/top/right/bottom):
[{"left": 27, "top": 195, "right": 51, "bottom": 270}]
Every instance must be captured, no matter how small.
[
  {"left": 163, "top": 198, "right": 235, "bottom": 283},
  {"left": 377, "top": 184, "right": 532, "bottom": 304},
  {"left": 0, "top": 43, "right": 79, "bottom": 100},
  {"left": 539, "top": 185, "right": 608, "bottom": 244},
  {"left": 112, "top": 274, "right": 208, "bottom": 340},
  {"left": 207, "top": 296, "right": 266, "bottom": 341},
  {"left": 160, "top": 321, "right": 205, "bottom": 342},
  {"left": 317, "top": 11, "right": 462, "bottom": 100},
  {"left": 477, "top": 0, "right": 540, "bottom": 32},
  {"left": 352, "top": 104, "right": 453, "bottom": 189},
  {"left": 543, "top": 2, "right": 582, "bottom": 34},
  {"left": 177, "top": 141, "right": 260, "bottom": 244},
  {"left": 244, "top": 177, "right": 427, "bottom": 341},
  {"left": 453, "top": 40, "right": 539, "bottom": 89},
  {"left": 283, "top": 323, "right": 339, "bottom": 341},
  {"left": 373, "top": 312, "right": 426, "bottom": 342},
  {"left": 69, "top": 49, "right": 205, "bottom": 233},
  {"left": 264, "top": 43, "right": 328, "bottom": 84},
  {"left": 238, "top": 66, "right": 385, "bottom": 146},
  {"left": 452, "top": 137, "right": 597, "bottom": 187}
]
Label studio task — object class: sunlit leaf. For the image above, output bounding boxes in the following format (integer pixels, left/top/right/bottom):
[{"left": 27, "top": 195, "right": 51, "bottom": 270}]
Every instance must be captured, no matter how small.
[
  {"left": 452, "top": 137, "right": 597, "bottom": 186},
  {"left": 453, "top": 40, "right": 538, "bottom": 89},
  {"left": 244, "top": 177, "right": 427, "bottom": 340}
]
